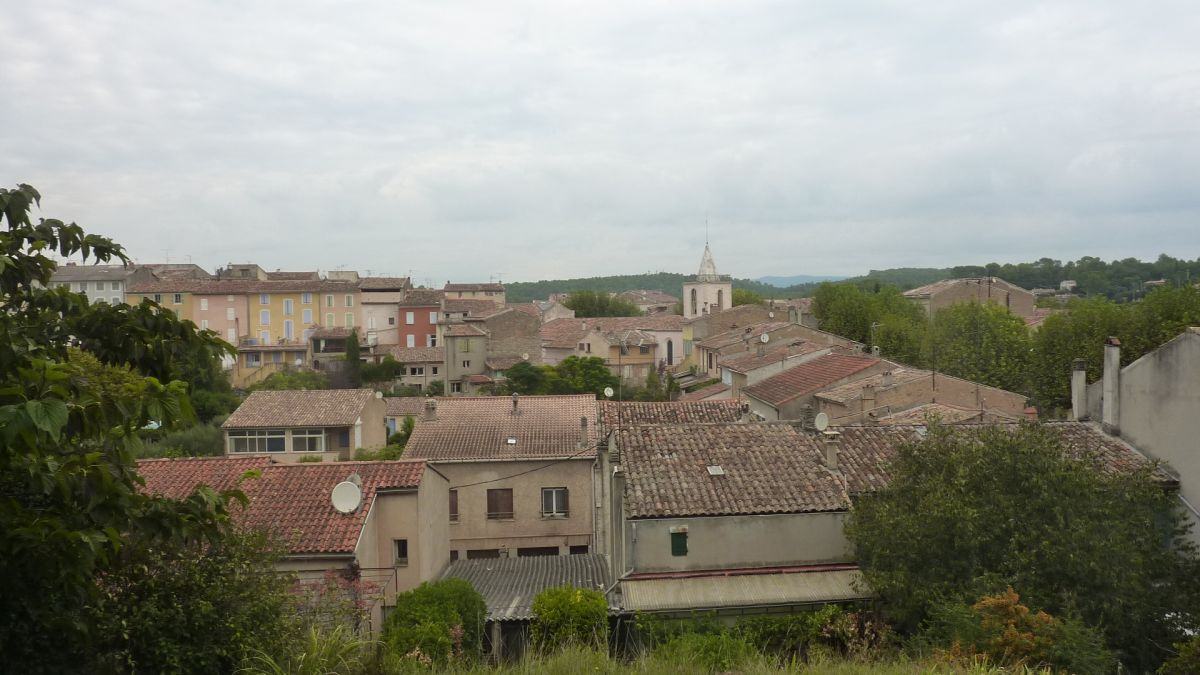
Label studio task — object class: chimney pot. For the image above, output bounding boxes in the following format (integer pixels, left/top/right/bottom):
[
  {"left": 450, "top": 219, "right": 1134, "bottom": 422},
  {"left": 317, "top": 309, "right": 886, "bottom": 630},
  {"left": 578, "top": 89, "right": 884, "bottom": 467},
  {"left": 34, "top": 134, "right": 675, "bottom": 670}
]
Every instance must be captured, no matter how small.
[
  {"left": 511, "top": 392, "right": 519, "bottom": 413},
  {"left": 423, "top": 396, "right": 437, "bottom": 422},
  {"left": 881, "top": 370, "right": 894, "bottom": 387},
  {"left": 579, "top": 416, "right": 589, "bottom": 448},
  {"left": 821, "top": 430, "right": 841, "bottom": 470},
  {"left": 1102, "top": 337, "right": 1121, "bottom": 433},
  {"left": 870, "top": 345, "right": 881, "bottom": 357}
]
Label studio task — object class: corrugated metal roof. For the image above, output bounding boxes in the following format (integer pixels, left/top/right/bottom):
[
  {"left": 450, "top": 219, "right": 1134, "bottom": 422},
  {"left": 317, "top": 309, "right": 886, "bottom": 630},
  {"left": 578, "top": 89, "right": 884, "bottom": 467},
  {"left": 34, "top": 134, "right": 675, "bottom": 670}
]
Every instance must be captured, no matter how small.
[
  {"left": 621, "top": 568, "right": 869, "bottom": 612},
  {"left": 440, "top": 554, "right": 613, "bottom": 621}
]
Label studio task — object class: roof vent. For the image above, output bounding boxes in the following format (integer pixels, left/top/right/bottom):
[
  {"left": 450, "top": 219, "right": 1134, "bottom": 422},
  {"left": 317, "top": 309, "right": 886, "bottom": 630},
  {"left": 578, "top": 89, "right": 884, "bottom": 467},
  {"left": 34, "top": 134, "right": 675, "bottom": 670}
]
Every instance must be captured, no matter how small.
[
  {"left": 506, "top": 437, "right": 517, "bottom": 445},
  {"left": 707, "top": 465, "right": 725, "bottom": 476}
]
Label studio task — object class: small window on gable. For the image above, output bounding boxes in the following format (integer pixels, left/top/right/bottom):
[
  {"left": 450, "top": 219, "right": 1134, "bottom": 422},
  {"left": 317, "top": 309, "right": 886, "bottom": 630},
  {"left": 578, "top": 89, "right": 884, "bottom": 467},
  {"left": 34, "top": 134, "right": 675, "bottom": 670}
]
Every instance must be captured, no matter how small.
[
  {"left": 393, "top": 539, "right": 408, "bottom": 566},
  {"left": 670, "top": 529, "right": 688, "bottom": 557}
]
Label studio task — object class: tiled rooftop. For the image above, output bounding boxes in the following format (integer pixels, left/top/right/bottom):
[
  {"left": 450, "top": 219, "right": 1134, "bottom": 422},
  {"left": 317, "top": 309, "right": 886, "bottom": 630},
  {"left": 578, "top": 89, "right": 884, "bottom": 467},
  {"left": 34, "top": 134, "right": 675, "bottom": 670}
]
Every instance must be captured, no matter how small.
[
  {"left": 442, "top": 323, "right": 488, "bottom": 337},
  {"left": 619, "top": 423, "right": 850, "bottom": 518},
  {"left": 404, "top": 394, "right": 599, "bottom": 461},
  {"left": 871, "top": 403, "right": 1018, "bottom": 425},
  {"left": 720, "top": 342, "right": 832, "bottom": 374},
  {"left": 695, "top": 321, "right": 791, "bottom": 351},
  {"left": 222, "top": 389, "right": 378, "bottom": 428},
  {"left": 398, "top": 289, "right": 444, "bottom": 306},
  {"left": 540, "top": 316, "right": 683, "bottom": 349},
  {"left": 127, "top": 278, "right": 358, "bottom": 294},
  {"left": 902, "top": 277, "right": 1026, "bottom": 298},
  {"left": 441, "top": 554, "right": 614, "bottom": 621},
  {"left": 678, "top": 382, "right": 732, "bottom": 401},
  {"left": 385, "top": 345, "right": 445, "bottom": 363},
  {"left": 743, "top": 354, "right": 880, "bottom": 407},
  {"left": 358, "top": 276, "right": 411, "bottom": 290},
  {"left": 51, "top": 263, "right": 137, "bottom": 281},
  {"left": 598, "top": 400, "right": 743, "bottom": 430},
  {"left": 138, "top": 458, "right": 427, "bottom": 554},
  {"left": 444, "top": 298, "right": 503, "bottom": 316},
  {"left": 485, "top": 355, "right": 526, "bottom": 371},
  {"left": 385, "top": 396, "right": 432, "bottom": 418},
  {"left": 814, "top": 366, "right": 927, "bottom": 404}
]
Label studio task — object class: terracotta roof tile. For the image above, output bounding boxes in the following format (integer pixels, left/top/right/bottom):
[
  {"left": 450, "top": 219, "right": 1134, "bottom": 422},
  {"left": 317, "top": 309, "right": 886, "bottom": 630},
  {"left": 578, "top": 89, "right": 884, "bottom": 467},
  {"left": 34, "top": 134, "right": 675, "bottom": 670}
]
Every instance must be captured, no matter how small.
[
  {"left": 743, "top": 354, "right": 880, "bottom": 407},
  {"left": 222, "top": 389, "right": 378, "bottom": 428},
  {"left": 619, "top": 423, "right": 850, "bottom": 518},
  {"left": 127, "top": 278, "right": 358, "bottom": 294},
  {"left": 385, "top": 346, "right": 445, "bottom": 363},
  {"left": 599, "top": 400, "right": 742, "bottom": 430},
  {"left": 358, "top": 276, "right": 410, "bottom": 290},
  {"left": 444, "top": 298, "right": 503, "bottom": 316},
  {"left": 266, "top": 271, "right": 320, "bottom": 280},
  {"left": 485, "top": 355, "right": 526, "bottom": 371},
  {"left": 466, "top": 374, "right": 494, "bottom": 384},
  {"left": 398, "top": 289, "right": 444, "bottom": 307},
  {"left": 385, "top": 397, "right": 431, "bottom": 417},
  {"left": 814, "top": 367, "right": 928, "bottom": 404},
  {"left": 540, "top": 316, "right": 683, "bottom": 349},
  {"left": 405, "top": 395, "right": 598, "bottom": 461},
  {"left": 138, "top": 458, "right": 427, "bottom": 554},
  {"left": 442, "top": 323, "right": 488, "bottom": 337},
  {"left": 871, "top": 403, "right": 1019, "bottom": 425},
  {"left": 678, "top": 382, "right": 731, "bottom": 401},
  {"left": 695, "top": 322, "right": 790, "bottom": 350},
  {"left": 720, "top": 342, "right": 832, "bottom": 374}
]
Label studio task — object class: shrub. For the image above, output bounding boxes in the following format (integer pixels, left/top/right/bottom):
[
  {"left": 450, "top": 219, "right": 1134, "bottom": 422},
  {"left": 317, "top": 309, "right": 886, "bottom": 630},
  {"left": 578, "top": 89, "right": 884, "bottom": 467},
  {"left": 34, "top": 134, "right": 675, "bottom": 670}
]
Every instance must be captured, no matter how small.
[
  {"left": 138, "top": 422, "right": 225, "bottom": 458},
  {"left": 249, "top": 369, "right": 330, "bottom": 391},
  {"left": 530, "top": 585, "right": 610, "bottom": 652},
  {"left": 239, "top": 624, "right": 374, "bottom": 675},
  {"left": 1161, "top": 634, "right": 1200, "bottom": 675},
  {"left": 653, "top": 631, "right": 756, "bottom": 672},
  {"left": 296, "top": 454, "right": 323, "bottom": 463},
  {"left": 735, "top": 605, "right": 842, "bottom": 659},
  {"left": 355, "top": 445, "right": 404, "bottom": 461},
  {"left": 382, "top": 579, "right": 486, "bottom": 666},
  {"left": 923, "top": 588, "right": 1113, "bottom": 675}
]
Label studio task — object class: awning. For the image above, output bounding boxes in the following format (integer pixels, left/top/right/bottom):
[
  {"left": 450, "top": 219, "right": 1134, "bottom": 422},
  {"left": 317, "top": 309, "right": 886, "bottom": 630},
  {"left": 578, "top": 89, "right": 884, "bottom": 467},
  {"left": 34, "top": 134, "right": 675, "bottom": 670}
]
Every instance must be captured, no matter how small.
[{"left": 621, "top": 567, "right": 870, "bottom": 613}]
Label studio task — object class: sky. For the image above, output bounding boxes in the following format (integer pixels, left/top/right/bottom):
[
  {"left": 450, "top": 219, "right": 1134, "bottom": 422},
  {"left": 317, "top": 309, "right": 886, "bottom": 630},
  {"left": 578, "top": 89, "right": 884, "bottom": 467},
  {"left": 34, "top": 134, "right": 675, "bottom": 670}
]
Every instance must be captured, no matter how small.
[{"left": 2, "top": 1, "right": 1199, "bottom": 284}]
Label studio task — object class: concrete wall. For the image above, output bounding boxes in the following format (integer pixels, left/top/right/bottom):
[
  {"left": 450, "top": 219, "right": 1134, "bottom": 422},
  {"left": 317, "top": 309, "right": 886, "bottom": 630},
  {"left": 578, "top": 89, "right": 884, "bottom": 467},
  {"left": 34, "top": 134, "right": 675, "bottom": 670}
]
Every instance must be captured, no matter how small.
[
  {"left": 626, "top": 512, "right": 852, "bottom": 573},
  {"left": 433, "top": 458, "right": 595, "bottom": 557}
]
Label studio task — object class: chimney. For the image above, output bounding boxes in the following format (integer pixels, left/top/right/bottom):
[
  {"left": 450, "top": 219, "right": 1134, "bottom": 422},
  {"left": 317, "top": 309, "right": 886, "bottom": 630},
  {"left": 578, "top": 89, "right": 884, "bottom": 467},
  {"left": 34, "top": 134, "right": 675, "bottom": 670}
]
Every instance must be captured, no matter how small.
[
  {"left": 881, "top": 370, "right": 894, "bottom": 388},
  {"left": 821, "top": 429, "right": 841, "bottom": 470},
  {"left": 870, "top": 345, "right": 881, "bottom": 357},
  {"left": 423, "top": 397, "right": 437, "bottom": 422},
  {"left": 1070, "top": 358, "right": 1088, "bottom": 420},
  {"left": 740, "top": 401, "right": 752, "bottom": 423},
  {"left": 1102, "top": 337, "right": 1121, "bottom": 433},
  {"left": 511, "top": 392, "right": 520, "bottom": 414},
  {"left": 756, "top": 342, "right": 765, "bottom": 357},
  {"left": 579, "top": 416, "right": 589, "bottom": 448},
  {"left": 861, "top": 384, "right": 876, "bottom": 413}
]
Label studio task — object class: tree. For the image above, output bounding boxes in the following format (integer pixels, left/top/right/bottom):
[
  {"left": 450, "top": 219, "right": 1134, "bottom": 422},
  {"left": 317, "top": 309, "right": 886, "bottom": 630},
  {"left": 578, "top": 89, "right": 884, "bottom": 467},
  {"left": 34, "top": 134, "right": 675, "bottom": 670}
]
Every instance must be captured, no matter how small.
[
  {"left": 343, "top": 329, "right": 362, "bottom": 388},
  {"left": 924, "top": 301, "right": 1031, "bottom": 393},
  {"left": 1029, "top": 297, "right": 1124, "bottom": 412},
  {"left": 846, "top": 422, "right": 1200, "bottom": 671},
  {"left": 555, "top": 356, "right": 620, "bottom": 397},
  {"left": 504, "top": 361, "right": 549, "bottom": 394},
  {"left": 248, "top": 368, "right": 330, "bottom": 391},
  {"left": 361, "top": 355, "right": 404, "bottom": 384},
  {"left": 731, "top": 288, "right": 763, "bottom": 306},
  {"left": 0, "top": 184, "right": 255, "bottom": 671},
  {"left": 563, "top": 290, "right": 643, "bottom": 317},
  {"left": 530, "top": 585, "right": 609, "bottom": 652}
]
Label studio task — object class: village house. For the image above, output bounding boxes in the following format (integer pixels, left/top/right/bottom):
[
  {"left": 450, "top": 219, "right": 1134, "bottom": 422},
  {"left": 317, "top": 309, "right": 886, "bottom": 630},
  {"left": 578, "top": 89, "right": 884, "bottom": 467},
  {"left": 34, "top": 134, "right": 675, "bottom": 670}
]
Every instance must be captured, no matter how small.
[
  {"left": 48, "top": 262, "right": 191, "bottom": 305},
  {"left": 444, "top": 282, "right": 506, "bottom": 306},
  {"left": 382, "top": 346, "right": 445, "bottom": 393},
  {"left": 540, "top": 315, "right": 685, "bottom": 374},
  {"left": 359, "top": 277, "right": 412, "bottom": 346},
  {"left": 681, "top": 303, "right": 778, "bottom": 368},
  {"left": 1073, "top": 328, "right": 1200, "bottom": 542},
  {"left": 397, "top": 288, "right": 443, "bottom": 350},
  {"left": 137, "top": 456, "right": 449, "bottom": 632},
  {"left": 222, "top": 389, "right": 389, "bottom": 462},
  {"left": 813, "top": 366, "right": 1028, "bottom": 425},
  {"left": 508, "top": 299, "right": 575, "bottom": 323},
  {"left": 743, "top": 353, "right": 886, "bottom": 421},
  {"left": 719, "top": 340, "right": 844, "bottom": 396},
  {"left": 384, "top": 396, "right": 428, "bottom": 435},
  {"left": 403, "top": 395, "right": 599, "bottom": 560},
  {"left": 694, "top": 322, "right": 858, "bottom": 378},
  {"left": 441, "top": 323, "right": 490, "bottom": 394},
  {"left": 618, "top": 289, "right": 679, "bottom": 315},
  {"left": 903, "top": 277, "right": 1036, "bottom": 319}
]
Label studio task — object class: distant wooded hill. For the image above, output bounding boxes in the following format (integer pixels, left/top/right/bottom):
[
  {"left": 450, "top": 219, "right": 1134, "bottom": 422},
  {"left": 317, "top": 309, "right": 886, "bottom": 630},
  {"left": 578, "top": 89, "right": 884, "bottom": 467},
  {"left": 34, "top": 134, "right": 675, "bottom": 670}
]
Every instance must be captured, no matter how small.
[{"left": 505, "top": 255, "right": 1200, "bottom": 304}]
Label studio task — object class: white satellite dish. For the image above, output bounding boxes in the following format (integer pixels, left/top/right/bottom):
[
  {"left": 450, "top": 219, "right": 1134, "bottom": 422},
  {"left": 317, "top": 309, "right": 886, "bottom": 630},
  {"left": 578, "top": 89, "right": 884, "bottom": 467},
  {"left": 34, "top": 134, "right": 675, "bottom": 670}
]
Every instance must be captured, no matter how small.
[
  {"left": 603, "top": 386, "right": 615, "bottom": 398},
  {"left": 521, "top": 353, "right": 530, "bottom": 361},
  {"left": 814, "top": 412, "right": 830, "bottom": 432},
  {"left": 760, "top": 333, "right": 770, "bottom": 344},
  {"left": 768, "top": 311, "right": 775, "bottom": 319},
  {"left": 331, "top": 481, "right": 363, "bottom": 514}
]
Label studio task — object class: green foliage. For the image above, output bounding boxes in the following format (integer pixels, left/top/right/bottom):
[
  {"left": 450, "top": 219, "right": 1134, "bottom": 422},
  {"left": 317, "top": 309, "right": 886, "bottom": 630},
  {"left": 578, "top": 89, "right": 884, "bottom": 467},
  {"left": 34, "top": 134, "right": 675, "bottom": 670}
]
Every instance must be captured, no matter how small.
[
  {"left": 383, "top": 579, "right": 487, "bottom": 665},
  {"left": 1160, "top": 634, "right": 1200, "bottom": 675},
  {"left": 355, "top": 444, "right": 405, "bottom": 460},
  {"left": 633, "top": 367, "right": 669, "bottom": 401},
  {"left": 812, "top": 283, "right": 926, "bottom": 361},
  {"left": 139, "top": 421, "right": 226, "bottom": 458},
  {"left": 389, "top": 415, "right": 416, "bottom": 447},
  {"left": 846, "top": 422, "right": 1200, "bottom": 671},
  {"left": 735, "top": 606, "right": 843, "bottom": 659},
  {"left": 924, "top": 302, "right": 1031, "bottom": 393},
  {"left": 425, "top": 379, "right": 446, "bottom": 396},
  {"left": 249, "top": 368, "right": 330, "bottom": 391},
  {"left": 920, "top": 588, "right": 1113, "bottom": 674},
  {"left": 530, "top": 585, "right": 610, "bottom": 652},
  {"left": 654, "top": 632, "right": 757, "bottom": 671},
  {"left": 363, "top": 355, "right": 405, "bottom": 384},
  {"left": 91, "top": 530, "right": 296, "bottom": 673},
  {"left": 564, "top": 290, "right": 644, "bottom": 317},
  {"left": 296, "top": 454, "right": 324, "bottom": 463},
  {"left": 555, "top": 355, "right": 621, "bottom": 397},
  {"left": 344, "top": 329, "right": 363, "bottom": 388},
  {"left": 240, "top": 624, "right": 374, "bottom": 675},
  {"left": 0, "top": 184, "right": 249, "bottom": 672},
  {"left": 732, "top": 288, "right": 764, "bottom": 306}
]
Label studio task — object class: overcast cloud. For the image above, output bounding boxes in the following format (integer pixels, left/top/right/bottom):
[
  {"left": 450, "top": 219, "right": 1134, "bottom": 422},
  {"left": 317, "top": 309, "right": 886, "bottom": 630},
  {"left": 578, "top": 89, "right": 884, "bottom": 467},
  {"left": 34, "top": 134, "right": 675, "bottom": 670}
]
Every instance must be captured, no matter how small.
[{"left": 2, "top": 1, "right": 1199, "bottom": 282}]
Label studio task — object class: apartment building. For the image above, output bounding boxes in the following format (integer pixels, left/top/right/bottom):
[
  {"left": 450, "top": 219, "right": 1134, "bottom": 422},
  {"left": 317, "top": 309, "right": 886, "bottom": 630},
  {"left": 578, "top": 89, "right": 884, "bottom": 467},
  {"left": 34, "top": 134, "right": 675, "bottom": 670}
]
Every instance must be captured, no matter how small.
[
  {"left": 359, "top": 277, "right": 412, "bottom": 346},
  {"left": 397, "top": 289, "right": 443, "bottom": 350}
]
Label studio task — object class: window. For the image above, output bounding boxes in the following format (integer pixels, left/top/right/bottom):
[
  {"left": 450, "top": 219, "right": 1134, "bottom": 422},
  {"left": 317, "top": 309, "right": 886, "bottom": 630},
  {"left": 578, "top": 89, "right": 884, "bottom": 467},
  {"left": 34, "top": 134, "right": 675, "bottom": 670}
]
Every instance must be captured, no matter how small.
[
  {"left": 367, "top": 316, "right": 376, "bottom": 330},
  {"left": 388, "top": 316, "right": 395, "bottom": 326},
  {"left": 431, "top": 366, "right": 439, "bottom": 375},
  {"left": 337, "top": 429, "right": 351, "bottom": 448},
  {"left": 259, "top": 293, "right": 269, "bottom": 305},
  {"left": 200, "top": 298, "right": 208, "bottom": 310},
  {"left": 449, "top": 490, "right": 458, "bottom": 522},
  {"left": 271, "top": 351, "right": 282, "bottom": 363},
  {"left": 461, "top": 340, "right": 471, "bottom": 353},
  {"left": 111, "top": 281, "right": 121, "bottom": 290},
  {"left": 406, "top": 335, "right": 415, "bottom": 348},
  {"left": 410, "top": 366, "right": 424, "bottom": 376},
  {"left": 461, "top": 360, "right": 471, "bottom": 368},
  {"left": 541, "top": 487, "right": 569, "bottom": 518},
  {"left": 344, "top": 294, "right": 353, "bottom": 307},
  {"left": 200, "top": 319, "right": 209, "bottom": 330},
  {"left": 671, "top": 529, "right": 688, "bottom": 556},
  {"left": 451, "top": 382, "right": 462, "bottom": 393},
  {"left": 405, "top": 311, "right": 415, "bottom": 325},
  {"left": 450, "top": 550, "right": 459, "bottom": 562},
  {"left": 428, "top": 334, "right": 437, "bottom": 347},
  {"left": 569, "top": 545, "right": 590, "bottom": 555},
  {"left": 344, "top": 312, "right": 353, "bottom": 328},
  {"left": 466, "top": 549, "right": 500, "bottom": 560},
  {"left": 325, "top": 313, "right": 334, "bottom": 326},
  {"left": 172, "top": 293, "right": 183, "bottom": 305},
  {"left": 639, "top": 345, "right": 649, "bottom": 355},
  {"left": 283, "top": 299, "right": 294, "bottom": 316},
  {"left": 486, "top": 489, "right": 513, "bottom": 519},
  {"left": 226, "top": 307, "right": 235, "bottom": 320},
  {"left": 95, "top": 281, "right": 104, "bottom": 291},
  {"left": 325, "top": 294, "right": 334, "bottom": 307},
  {"left": 302, "top": 292, "right": 312, "bottom": 304},
  {"left": 245, "top": 353, "right": 261, "bottom": 367},
  {"left": 429, "top": 311, "right": 438, "bottom": 324},
  {"left": 226, "top": 328, "right": 236, "bottom": 342},
  {"left": 227, "top": 295, "right": 235, "bottom": 301},
  {"left": 292, "top": 428, "right": 324, "bottom": 452},
  {"left": 393, "top": 539, "right": 409, "bottom": 566},
  {"left": 259, "top": 330, "right": 269, "bottom": 343},
  {"left": 284, "top": 320, "right": 294, "bottom": 339},
  {"left": 517, "top": 547, "right": 559, "bottom": 557},
  {"left": 229, "top": 429, "right": 286, "bottom": 453},
  {"left": 303, "top": 308, "right": 312, "bottom": 324},
  {"left": 153, "top": 293, "right": 162, "bottom": 303}
]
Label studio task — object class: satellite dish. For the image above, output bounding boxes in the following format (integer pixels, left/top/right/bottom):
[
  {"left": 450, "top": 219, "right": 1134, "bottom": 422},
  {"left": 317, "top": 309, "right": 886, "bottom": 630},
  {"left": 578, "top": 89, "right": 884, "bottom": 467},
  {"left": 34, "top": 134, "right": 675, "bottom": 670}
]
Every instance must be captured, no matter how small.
[
  {"left": 603, "top": 386, "right": 615, "bottom": 398},
  {"left": 521, "top": 353, "right": 530, "bottom": 361},
  {"left": 768, "top": 311, "right": 775, "bottom": 319},
  {"left": 814, "top": 412, "right": 829, "bottom": 432},
  {"left": 331, "top": 481, "right": 363, "bottom": 514},
  {"left": 294, "top": 358, "right": 303, "bottom": 367},
  {"left": 760, "top": 333, "right": 770, "bottom": 344},
  {"left": 375, "top": 390, "right": 384, "bottom": 399}
]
